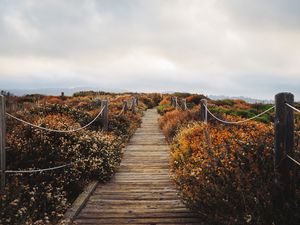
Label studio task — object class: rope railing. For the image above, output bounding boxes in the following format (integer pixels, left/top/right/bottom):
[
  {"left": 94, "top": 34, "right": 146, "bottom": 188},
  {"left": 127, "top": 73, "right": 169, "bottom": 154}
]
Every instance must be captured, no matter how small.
[
  {"left": 204, "top": 104, "right": 275, "bottom": 125},
  {"left": 287, "top": 155, "right": 300, "bottom": 167},
  {"left": 0, "top": 95, "right": 139, "bottom": 190},
  {"left": 6, "top": 163, "right": 73, "bottom": 174},
  {"left": 196, "top": 93, "right": 300, "bottom": 212},
  {"left": 116, "top": 104, "right": 126, "bottom": 117},
  {"left": 5, "top": 105, "right": 106, "bottom": 133},
  {"left": 286, "top": 103, "right": 300, "bottom": 113}
]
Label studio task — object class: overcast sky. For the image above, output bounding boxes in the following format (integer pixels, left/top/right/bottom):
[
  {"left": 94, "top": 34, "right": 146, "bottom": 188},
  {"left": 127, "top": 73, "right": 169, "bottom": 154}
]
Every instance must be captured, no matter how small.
[{"left": 0, "top": 0, "right": 300, "bottom": 99}]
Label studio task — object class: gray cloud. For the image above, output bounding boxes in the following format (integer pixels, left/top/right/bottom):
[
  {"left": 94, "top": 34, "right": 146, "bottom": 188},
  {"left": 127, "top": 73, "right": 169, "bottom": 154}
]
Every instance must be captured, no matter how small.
[
  {"left": 0, "top": 0, "right": 299, "bottom": 100},
  {"left": 218, "top": 0, "right": 300, "bottom": 30}
]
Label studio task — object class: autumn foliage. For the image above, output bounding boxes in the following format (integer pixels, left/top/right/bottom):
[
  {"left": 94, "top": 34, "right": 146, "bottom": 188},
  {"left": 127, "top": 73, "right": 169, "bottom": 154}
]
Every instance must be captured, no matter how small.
[
  {"left": 171, "top": 120, "right": 275, "bottom": 224},
  {"left": 158, "top": 96, "right": 300, "bottom": 225},
  {"left": 0, "top": 92, "right": 156, "bottom": 224}
]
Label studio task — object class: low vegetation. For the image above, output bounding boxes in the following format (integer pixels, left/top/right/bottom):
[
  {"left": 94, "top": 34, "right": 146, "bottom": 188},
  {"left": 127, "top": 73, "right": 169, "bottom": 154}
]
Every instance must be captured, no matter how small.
[
  {"left": 158, "top": 94, "right": 300, "bottom": 225},
  {"left": 0, "top": 92, "right": 160, "bottom": 224}
]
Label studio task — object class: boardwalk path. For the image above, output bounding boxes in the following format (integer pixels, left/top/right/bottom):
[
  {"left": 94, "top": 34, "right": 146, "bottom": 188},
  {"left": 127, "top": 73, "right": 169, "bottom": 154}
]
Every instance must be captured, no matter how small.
[{"left": 73, "top": 109, "right": 202, "bottom": 224}]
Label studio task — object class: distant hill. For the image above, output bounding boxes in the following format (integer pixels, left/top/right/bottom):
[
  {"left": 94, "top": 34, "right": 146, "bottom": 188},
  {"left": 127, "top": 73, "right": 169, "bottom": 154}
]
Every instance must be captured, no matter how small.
[
  {"left": 4, "top": 87, "right": 128, "bottom": 96},
  {"left": 208, "top": 95, "right": 274, "bottom": 104}
]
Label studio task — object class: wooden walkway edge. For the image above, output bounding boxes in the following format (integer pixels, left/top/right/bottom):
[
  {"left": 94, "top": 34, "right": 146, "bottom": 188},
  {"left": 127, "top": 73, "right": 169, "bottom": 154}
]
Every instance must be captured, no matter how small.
[{"left": 70, "top": 109, "right": 203, "bottom": 225}]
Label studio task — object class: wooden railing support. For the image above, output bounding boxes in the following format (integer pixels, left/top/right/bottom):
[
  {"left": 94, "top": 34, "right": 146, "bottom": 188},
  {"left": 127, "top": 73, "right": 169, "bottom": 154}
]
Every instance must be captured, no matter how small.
[
  {"left": 274, "top": 92, "right": 295, "bottom": 211},
  {"left": 101, "top": 100, "right": 108, "bottom": 131},
  {"left": 0, "top": 95, "right": 6, "bottom": 192},
  {"left": 131, "top": 97, "right": 136, "bottom": 114},
  {"left": 123, "top": 100, "right": 128, "bottom": 113},
  {"left": 200, "top": 99, "right": 208, "bottom": 123},
  {"left": 182, "top": 99, "right": 187, "bottom": 110}
]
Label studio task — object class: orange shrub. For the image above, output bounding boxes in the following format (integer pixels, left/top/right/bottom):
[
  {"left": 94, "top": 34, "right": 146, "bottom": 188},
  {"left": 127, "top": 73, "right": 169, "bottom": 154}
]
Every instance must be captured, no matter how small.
[
  {"left": 170, "top": 118, "right": 299, "bottom": 225},
  {"left": 159, "top": 109, "right": 198, "bottom": 142},
  {"left": 171, "top": 121, "right": 272, "bottom": 224}
]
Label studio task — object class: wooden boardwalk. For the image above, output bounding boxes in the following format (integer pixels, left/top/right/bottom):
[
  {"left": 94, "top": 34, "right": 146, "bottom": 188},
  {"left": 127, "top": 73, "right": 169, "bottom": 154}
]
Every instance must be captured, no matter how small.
[{"left": 73, "top": 109, "right": 202, "bottom": 225}]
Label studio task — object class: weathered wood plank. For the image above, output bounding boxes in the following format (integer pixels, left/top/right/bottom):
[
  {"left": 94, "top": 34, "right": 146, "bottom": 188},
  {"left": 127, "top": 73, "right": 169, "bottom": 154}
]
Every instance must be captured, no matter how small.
[{"left": 74, "top": 217, "right": 203, "bottom": 224}]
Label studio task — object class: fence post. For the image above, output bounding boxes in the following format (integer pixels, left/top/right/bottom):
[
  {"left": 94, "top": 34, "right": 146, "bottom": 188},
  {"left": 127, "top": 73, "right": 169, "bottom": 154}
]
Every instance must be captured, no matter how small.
[
  {"left": 174, "top": 97, "right": 178, "bottom": 109},
  {"left": 123, "top": 100, "right": 128, "bottom": 113},
  {"left": 170, "top": 97, "right": 174, "bottom": 107},
  {"left": 131, "top": 97, "right": 136, "bottom": 114},
  {"left": 101, "top": 100, "right": 108, "bottom": 131},
  {"left": 274, "top": 92, "right": 295, "bottom": 210},
  {"left": 182, "top": 99, "right": 187, "bottom": 110},
  {"left": 135, "top": 96, "right": 139, "bottom": 106},
  {"left": 200, "top": 99, "right": 208, "bottom": 123},
  {"left": 0, "top": 95, "right": 6, "bottom": 192}
]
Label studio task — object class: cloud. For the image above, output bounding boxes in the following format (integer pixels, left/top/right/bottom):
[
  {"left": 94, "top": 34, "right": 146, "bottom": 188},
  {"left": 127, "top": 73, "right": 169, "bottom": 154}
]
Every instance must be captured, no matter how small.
[
  {"left": 218, "top": 0, "right": 300, "bottom": 30},
  {"left": 0, "top": 0, "right": 299, "bottom": 100}
]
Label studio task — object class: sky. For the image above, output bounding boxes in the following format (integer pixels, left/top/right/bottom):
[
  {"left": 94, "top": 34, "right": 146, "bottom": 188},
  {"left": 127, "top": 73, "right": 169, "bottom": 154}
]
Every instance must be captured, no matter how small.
[{"left": 0, "top": 0, "right": 300, "bottom": 100}]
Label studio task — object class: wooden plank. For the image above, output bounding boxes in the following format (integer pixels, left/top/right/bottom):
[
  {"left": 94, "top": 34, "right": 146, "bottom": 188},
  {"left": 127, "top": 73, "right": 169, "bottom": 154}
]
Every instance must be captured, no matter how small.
[
  {"left": 78, "top": 212, "right": 201, "bottom": 219},
  {"left": 74, "top": 217, "right": 203, "bottom": 224},
  {"left": 63, "top": 181, "right": 98, "bottom": 224}
]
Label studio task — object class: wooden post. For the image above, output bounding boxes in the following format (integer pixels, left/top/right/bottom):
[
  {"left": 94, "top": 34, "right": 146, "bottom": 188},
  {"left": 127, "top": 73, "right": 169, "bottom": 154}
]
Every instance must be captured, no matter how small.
[
  {"left": 6, "top": 92, "right": 10, "bottom": 111},
  {"left": 170, "top": 97, "right": 174, "bottom": 107},
  {"left": 123, "top": 100, "right": 128, "bottom": 112},
  {"left": 274, "top": 92, "right": 295, "bottom": 209},
  {"left": 101, "top": 100, "right": 108, "bottom": 131},
  {"left": 0, "top": 95, "right": 6, "bottom": 192},
  {"left": 174, "top": 97, "right": 178, "bottom": 109},
  {"left": 131, "top": 97, "right": 136, "bottom": 114},
  {"left": 182, "top": 99, "right": 187, "bottom": 110},
  {"left": 200, "top": 99, "right": 208, "bottom": 123},
  {"left": 135, "top": 96, "right": 139, "bottom": 106}
]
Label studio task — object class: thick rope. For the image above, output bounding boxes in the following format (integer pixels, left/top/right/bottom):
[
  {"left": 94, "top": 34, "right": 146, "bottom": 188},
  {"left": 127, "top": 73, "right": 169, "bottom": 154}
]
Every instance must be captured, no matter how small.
[
  {"left": 205, "top": 105, "right": 275, "bottom": 124},
  {"left": 5, "top": 105, "right": 106, "bottom": 133},
  {"left": 116, "top": 104, "right": 126, "bottom": 117},
  {"left": 6, "top": 163, "right": 73, "bottom": 173},
  {"left": 286, "top": 103, "right": 300, "bottom": 113},
  {"left": 287, "top": 155, "right": 300, "bottom": 167}
]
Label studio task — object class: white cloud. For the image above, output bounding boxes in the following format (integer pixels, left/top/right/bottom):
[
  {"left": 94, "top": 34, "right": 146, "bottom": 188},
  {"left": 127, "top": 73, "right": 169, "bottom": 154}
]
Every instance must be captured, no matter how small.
[{"left": 0, "top": 0, "right": 299, "bottom": 99}]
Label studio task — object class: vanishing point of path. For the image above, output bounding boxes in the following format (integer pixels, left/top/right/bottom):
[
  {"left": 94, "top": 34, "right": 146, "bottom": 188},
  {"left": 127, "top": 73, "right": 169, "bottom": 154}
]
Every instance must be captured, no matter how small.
[{"left": 73, "top": 109, "right": 202, "bottom": 225}]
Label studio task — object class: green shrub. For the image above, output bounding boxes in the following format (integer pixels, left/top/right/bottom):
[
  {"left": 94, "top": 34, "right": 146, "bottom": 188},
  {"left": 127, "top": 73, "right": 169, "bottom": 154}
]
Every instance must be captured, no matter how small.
[{"left": 157, "top": 103, "right": 174, "bottom": 115}]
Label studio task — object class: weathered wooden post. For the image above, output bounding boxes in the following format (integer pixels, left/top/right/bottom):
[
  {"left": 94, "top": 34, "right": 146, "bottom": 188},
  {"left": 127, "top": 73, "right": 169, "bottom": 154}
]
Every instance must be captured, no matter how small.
[
  {"left": 274, "top": 92, "right": 295, "bottom": 210},
  {"left": 101, "top": 100, "right": 108, "bottom": 131},
  {"left": 131, "top": 97, "right": 136, "bottom": 114},
  {"left": 200, "top": 99, "right": 208, "bottom": 123},
  {"left": 135, "top": 96, "right": 139, "bottom": 106},
  {"left": 61, "top": 92, "right": 64, "bottom": 98},
  {"left": 170, "top": 97, "right": 174, "bottom": 107},
  {"left": 0, "top": 95, "right": 6, "bottom": 192},
  {"left": 174, "top": 97, "right": 178, "bottom": 109},
  {"left": 123, "top": 100, "right": 128, "bottom": 113},
  {"left": 182, "top": 99, "right": 187, "bottom": 110}
]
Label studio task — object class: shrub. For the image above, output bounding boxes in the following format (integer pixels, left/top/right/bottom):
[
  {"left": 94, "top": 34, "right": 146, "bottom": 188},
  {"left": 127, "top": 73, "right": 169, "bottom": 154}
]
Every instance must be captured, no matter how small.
[
  {"left": 0, "top": 92, "right": 147, "bottom": 224},
  {"left": 170, "top": 119, "right": 299, "bottom": 225},
  {"left": 108, "top": 112, "right": 142, "bottom": 141},
  {"left": 157, "top": 103, "right": 174, "bottom": 115},
  {"left": 214, "top": 99, "right": 235, "bottom": 107},
  {"left": 210, "top": 106, "right": 272, "bottom": 124},
  {"left": 159, "top": 109, "right": 198, "bottom": 142},
  {"left": 139, "top": 96, "right": 155, "bottom": 108},
  {"left": 1, "top": 114, "right": 122, "bottom": 224},
  {"left": 186, "top": 94, "right": 208, "bottom": 105}
]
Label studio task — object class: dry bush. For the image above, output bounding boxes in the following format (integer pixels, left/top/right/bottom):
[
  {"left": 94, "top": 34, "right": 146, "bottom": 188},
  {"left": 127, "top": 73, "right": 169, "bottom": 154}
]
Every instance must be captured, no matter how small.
[
  {"left": 171, "top": 118, "right": 299, "bottom": 225},
  {"left": 159, "top": 109, "right": 198, "bottom": 142}
]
